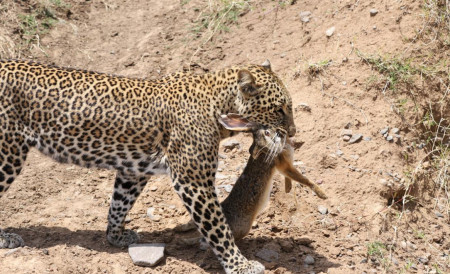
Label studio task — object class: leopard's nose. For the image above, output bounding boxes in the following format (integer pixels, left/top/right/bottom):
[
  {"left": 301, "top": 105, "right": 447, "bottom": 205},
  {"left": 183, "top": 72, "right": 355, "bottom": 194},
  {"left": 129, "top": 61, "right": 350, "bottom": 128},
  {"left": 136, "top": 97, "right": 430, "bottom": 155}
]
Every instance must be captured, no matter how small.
[{"left": 288, "top": 125, "right": 296, "bottom": 137}]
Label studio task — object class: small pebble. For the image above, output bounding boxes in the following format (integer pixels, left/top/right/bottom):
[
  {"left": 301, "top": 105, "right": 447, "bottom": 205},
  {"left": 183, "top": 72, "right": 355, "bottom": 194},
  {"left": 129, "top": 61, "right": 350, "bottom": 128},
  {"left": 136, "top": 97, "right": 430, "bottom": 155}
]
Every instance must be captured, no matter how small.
[
  {"left": 304, "top": 255, "right": 315, "bottom": 265},
  {"left": 391, "top": 128, "right": 400, "bottom": 134},
  {"left": 149, "top": 186, "right": 158, "bottom": 192},
  {"left": 348, "top": 134, "right": 363, "bottom": 144},
  {"left": 380, "top": 127, "right": 389, "bottom": 135},
  {"left": 255, "top": 248, "right": 279, "bottom": 262},
  {"left": 418, "top": 256, "right": 429, "bottom": 264},
  {"left": 343, "top": 136, "right": 351, "bottom": 142},
  {"left": 299, "top": 11, "right": 311, "bottom": 23},
  {"left": 435, "top": 212, "right": 444, "bottom": 218},
  {"left": 296, "top": 103, "right": 311, "bottom": 112},
  {"left": 318, "top": 205, "right": 328, "bottom": 215},
  {"left": 326, "top": 26, "right": 335, "bottom": 37},
  {"left": 364, "top": 137, "right": 372, "bottom": 141},
  {"left": 341, "top": 129, "right": 352, "bottom": 136},
  {"left": 222, "top": 184, "right": 233, "bottom": 193},
  {"left": 386, "top": 135, "right": 393, "bottom": 142},
  {"left": 336, "top": 150, "right": 343, "bottom": 156},
  {"left": 222, "top": 139, "right": 240, "bottom": 151},
  {"left": 370, "top": 9, "right": 378, "bottom": 16}
]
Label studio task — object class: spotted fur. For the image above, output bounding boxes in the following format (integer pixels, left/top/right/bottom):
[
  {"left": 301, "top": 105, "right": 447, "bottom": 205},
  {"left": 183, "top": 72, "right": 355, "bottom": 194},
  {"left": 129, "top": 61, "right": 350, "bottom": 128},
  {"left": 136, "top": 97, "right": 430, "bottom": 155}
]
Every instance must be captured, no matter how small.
[{"left": 0, "top": 59, "right": 295, "bottom": 273}]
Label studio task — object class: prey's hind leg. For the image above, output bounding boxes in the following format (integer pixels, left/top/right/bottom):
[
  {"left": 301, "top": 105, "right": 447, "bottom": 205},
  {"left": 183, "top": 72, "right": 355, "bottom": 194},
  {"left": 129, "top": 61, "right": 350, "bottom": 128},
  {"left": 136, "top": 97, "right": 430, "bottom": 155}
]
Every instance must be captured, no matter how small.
[
  {"left": 0, "top": 128, "right": 30, "bottom": 248},
  {"left": 106, "top": 172, "right": 149, "bottom": 247}
]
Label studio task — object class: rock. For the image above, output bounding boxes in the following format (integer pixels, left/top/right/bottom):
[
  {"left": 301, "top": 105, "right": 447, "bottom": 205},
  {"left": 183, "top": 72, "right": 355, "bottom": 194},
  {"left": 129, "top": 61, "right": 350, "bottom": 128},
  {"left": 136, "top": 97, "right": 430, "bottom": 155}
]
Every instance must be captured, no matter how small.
[
  {"left": 256, "top": 248, "right": 279, "bottom": 262},
  {"left": 129, "top": 243, "right": 165, "bottom": 267},
  {"left": 279, "top": 239, "right": 294, "bottom": 252},
  {"left": 216, "top": 173, "right": 228, "bottom": 180},
  {"left": 341, "top": 129, "right": 352, "bottom": 136},
  {"left": 222, "top": 184, "right": 233, "bottom": 193},
  {"left": 293, "top": 161, "right": 304, "bottom": 166},
  {"left": 418, "top": 256, "right": 429, "bottom": 264},
  {"left": 370, "top": 9, "right": 378, "bottom": 16},
  {"left": 149, "top": 186, "right": 158, "bottom": 192},
  {"left": 391, "top": 128, "right": 400, "bottom": 134},
  {"left": 318, "top": 205, "right": 328, "bottom": 215},
  {"left": 391, "top": 256, "right": 399, "bottom": 265},
  {"left": 299, "top": 11, "right": 311, "bottom": 23},
  {"left": 364, "top": 137, "right": 372, "bottom": 141},
  {"left": 435, "top": 212, "right": 444, "bottom": 218},
  {"left": 418, "top": 143, "right": 426, "bottom": 149},
  {"left": 400, "top": 241, "right": 407, "bottom": 250},
  {"left": 407, "top": 241, "right": 417, "bottom": 250},
  {"left": 326, "top": 27, "right": 335, "bottom": 37},
  {"left": 386, "top": 135, "right": 393, "bottom": 142},
  {"left": 336, "top": 150, "right": 344, "bottom": 156},
  {"left": 348, "top": 134, "right": 363, "bottom": 144},
  {"left": 350, "top": 154, "right": 359, "bottom": 160},
  {"left": 380, "top": 127, "right": 389, "bottom": 135},
  {"left": 222, "top": 139, "right": 240, "bottom": 151},
  {"left": 296, "top": 103, "right": 311, "bottom": 112},
  {"left": 380, "top": 179, "right": 388, "bottom": 186},
  {"left": 147, "top": 207, "right": 161, "bottom": 222},
  {"left": 304, "top": 255, "right": 315, "bottom": 265},
  {"left": 199, "top": 238, "right": 209, "bottom": 251},
  {"left": 343, "top": 135, "right": 351, "bottom": 142}
]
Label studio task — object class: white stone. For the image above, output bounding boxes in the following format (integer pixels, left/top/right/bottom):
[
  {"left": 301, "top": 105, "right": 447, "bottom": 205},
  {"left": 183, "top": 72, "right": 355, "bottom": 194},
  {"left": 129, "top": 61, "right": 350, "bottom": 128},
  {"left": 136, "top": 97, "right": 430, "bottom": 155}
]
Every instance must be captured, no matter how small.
[{"left": 129, "top": 243, "right": 165, "bottom": 267}]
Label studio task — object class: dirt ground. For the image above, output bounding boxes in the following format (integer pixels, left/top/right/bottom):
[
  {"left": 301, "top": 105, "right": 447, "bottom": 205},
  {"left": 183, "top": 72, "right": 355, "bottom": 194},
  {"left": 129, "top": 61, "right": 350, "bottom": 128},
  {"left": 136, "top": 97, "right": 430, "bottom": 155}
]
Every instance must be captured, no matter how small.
[{"left": 0, "top": 0, "right": 449, "bottom": 273}]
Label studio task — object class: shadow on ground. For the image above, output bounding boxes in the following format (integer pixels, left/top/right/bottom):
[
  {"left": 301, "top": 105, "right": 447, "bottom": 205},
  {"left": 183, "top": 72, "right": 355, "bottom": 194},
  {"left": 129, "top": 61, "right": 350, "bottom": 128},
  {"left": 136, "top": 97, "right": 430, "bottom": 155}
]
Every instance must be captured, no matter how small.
[{"left": 4, "top": 225, "right": 340, "bottom": 273}]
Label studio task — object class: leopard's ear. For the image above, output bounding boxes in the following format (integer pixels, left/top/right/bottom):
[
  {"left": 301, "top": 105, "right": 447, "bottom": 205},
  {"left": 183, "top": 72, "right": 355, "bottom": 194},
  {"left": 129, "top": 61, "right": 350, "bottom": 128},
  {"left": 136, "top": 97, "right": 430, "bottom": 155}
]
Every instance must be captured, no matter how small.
[
  {"left": 218, "top": 113, "right": 257, "bottom": 131},
  {"left": 261, "top": 59, "right": 271, "bottom": 70},
  {"left": 238, "top": 70, "right": 259, "bottom": 97}
]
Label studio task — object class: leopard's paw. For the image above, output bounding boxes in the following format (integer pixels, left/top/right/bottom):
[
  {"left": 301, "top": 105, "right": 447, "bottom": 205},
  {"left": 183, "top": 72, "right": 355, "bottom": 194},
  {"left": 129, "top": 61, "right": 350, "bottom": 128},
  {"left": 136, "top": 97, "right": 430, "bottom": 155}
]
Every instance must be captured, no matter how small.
[
  {"left": 107, "top": 229, "right": 139, "bottom": 247},
  {"left": 225, "top": 260, "right": 265, "bottom": 274},
  {"left": 0, "top": 232, "right": 24, "bottom": 249}
]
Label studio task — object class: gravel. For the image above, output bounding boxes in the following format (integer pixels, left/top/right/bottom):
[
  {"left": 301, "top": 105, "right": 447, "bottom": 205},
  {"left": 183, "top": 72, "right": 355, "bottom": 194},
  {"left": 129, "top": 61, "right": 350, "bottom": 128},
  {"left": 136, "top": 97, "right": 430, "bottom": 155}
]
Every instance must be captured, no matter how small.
[
  {"left": 255, "top": 248, "right": 279, "bottom": 262},
  {"left": 380, "top": 127, "right": 389, "bottom": 135},
  {"left": 318, "top": 205, "right": 328, "bottom": 215},
  {"left": 370, "top": 9, "right": 378, "bottom": 16},
  {"left": 304, "top": 255, "right": 315, "bottom": 265},
  {"left": 326, "top": 27, "right": 335, "bottom": 37},
  {"left": 348, "top": 134, "right": 363, "bottom": 144}
]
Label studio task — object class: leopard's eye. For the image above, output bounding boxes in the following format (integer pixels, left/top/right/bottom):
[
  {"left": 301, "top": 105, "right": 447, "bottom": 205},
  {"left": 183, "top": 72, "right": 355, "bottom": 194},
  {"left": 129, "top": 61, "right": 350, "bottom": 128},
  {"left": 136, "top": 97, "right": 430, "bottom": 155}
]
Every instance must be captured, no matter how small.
[
  {"left": 265, "top": 130, "right": 271, "bottom": 136},
  {"left": 277, "top": 107, "right": 285, "bottom": 115}
]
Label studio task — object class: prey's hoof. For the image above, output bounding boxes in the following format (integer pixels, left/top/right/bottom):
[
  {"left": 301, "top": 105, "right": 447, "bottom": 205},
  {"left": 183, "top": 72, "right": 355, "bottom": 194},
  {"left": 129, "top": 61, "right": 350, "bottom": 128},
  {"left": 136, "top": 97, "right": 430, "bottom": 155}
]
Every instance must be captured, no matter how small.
[
  {"left": 0, "top": 232, "right": 24, "bottom": 249},
  {"left": 107, "top": 229, "right": 139, "bottom": 247}
]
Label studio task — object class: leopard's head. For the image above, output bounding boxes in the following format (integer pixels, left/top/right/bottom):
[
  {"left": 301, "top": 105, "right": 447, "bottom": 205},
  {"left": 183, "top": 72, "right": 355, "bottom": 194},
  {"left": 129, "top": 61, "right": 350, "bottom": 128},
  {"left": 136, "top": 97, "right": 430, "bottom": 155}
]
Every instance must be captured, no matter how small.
[{"left": 232, "top": 60, "right": 296, "bottom": 138}]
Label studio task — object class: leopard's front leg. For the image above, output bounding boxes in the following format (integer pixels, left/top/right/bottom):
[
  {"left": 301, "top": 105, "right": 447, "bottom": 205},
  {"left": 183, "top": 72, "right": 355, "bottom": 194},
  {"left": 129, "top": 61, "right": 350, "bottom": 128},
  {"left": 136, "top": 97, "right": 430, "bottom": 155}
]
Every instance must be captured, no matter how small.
[
  {"left": 106, "top": 172, "right": 149, "bottom": 247},
  {"left": 167, "top": 138, "right": 264, "bottom": 274}
]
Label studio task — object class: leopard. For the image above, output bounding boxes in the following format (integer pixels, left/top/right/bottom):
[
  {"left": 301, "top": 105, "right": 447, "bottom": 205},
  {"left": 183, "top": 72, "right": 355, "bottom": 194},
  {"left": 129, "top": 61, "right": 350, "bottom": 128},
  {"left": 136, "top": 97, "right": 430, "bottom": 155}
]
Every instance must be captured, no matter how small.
[{"left": 0, "top": 59, "right": 295, "bottom": 274}]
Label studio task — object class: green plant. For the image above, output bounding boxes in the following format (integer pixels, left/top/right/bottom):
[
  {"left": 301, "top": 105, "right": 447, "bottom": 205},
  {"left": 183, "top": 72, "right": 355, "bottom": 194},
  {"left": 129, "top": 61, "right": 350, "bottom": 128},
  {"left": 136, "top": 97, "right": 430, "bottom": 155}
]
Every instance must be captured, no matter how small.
[
  {"left": 19, "top": 12, "right": 56, "bottom": 44},
  {"left": 192, "top": 0, "right": 251, "bottom": 34},
  {"left": 18, "top": 0, "right": 73, "bottom": 45},
  {"left": 367, "top": 241, "right": 386, "bottom": 257},
  {"left": 356, "top": 51, "right": 416, "bottom": 91},
  {"left": 414, "top": 229, "right": 425, "bottom": 239},
  {"left": 307, "top": 59, "right": 331, "bottom": 78}
]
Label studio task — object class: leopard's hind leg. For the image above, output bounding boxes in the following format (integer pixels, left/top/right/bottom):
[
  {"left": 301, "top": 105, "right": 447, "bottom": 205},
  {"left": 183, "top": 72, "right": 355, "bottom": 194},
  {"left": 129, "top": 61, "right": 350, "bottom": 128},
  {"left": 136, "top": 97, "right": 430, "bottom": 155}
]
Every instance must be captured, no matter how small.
[
  {"left": 106, "top": 172, "right": 149, "bottom": 247},
  {"left": 0, "top": 121, "right": 30, "bottom": 248}
]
